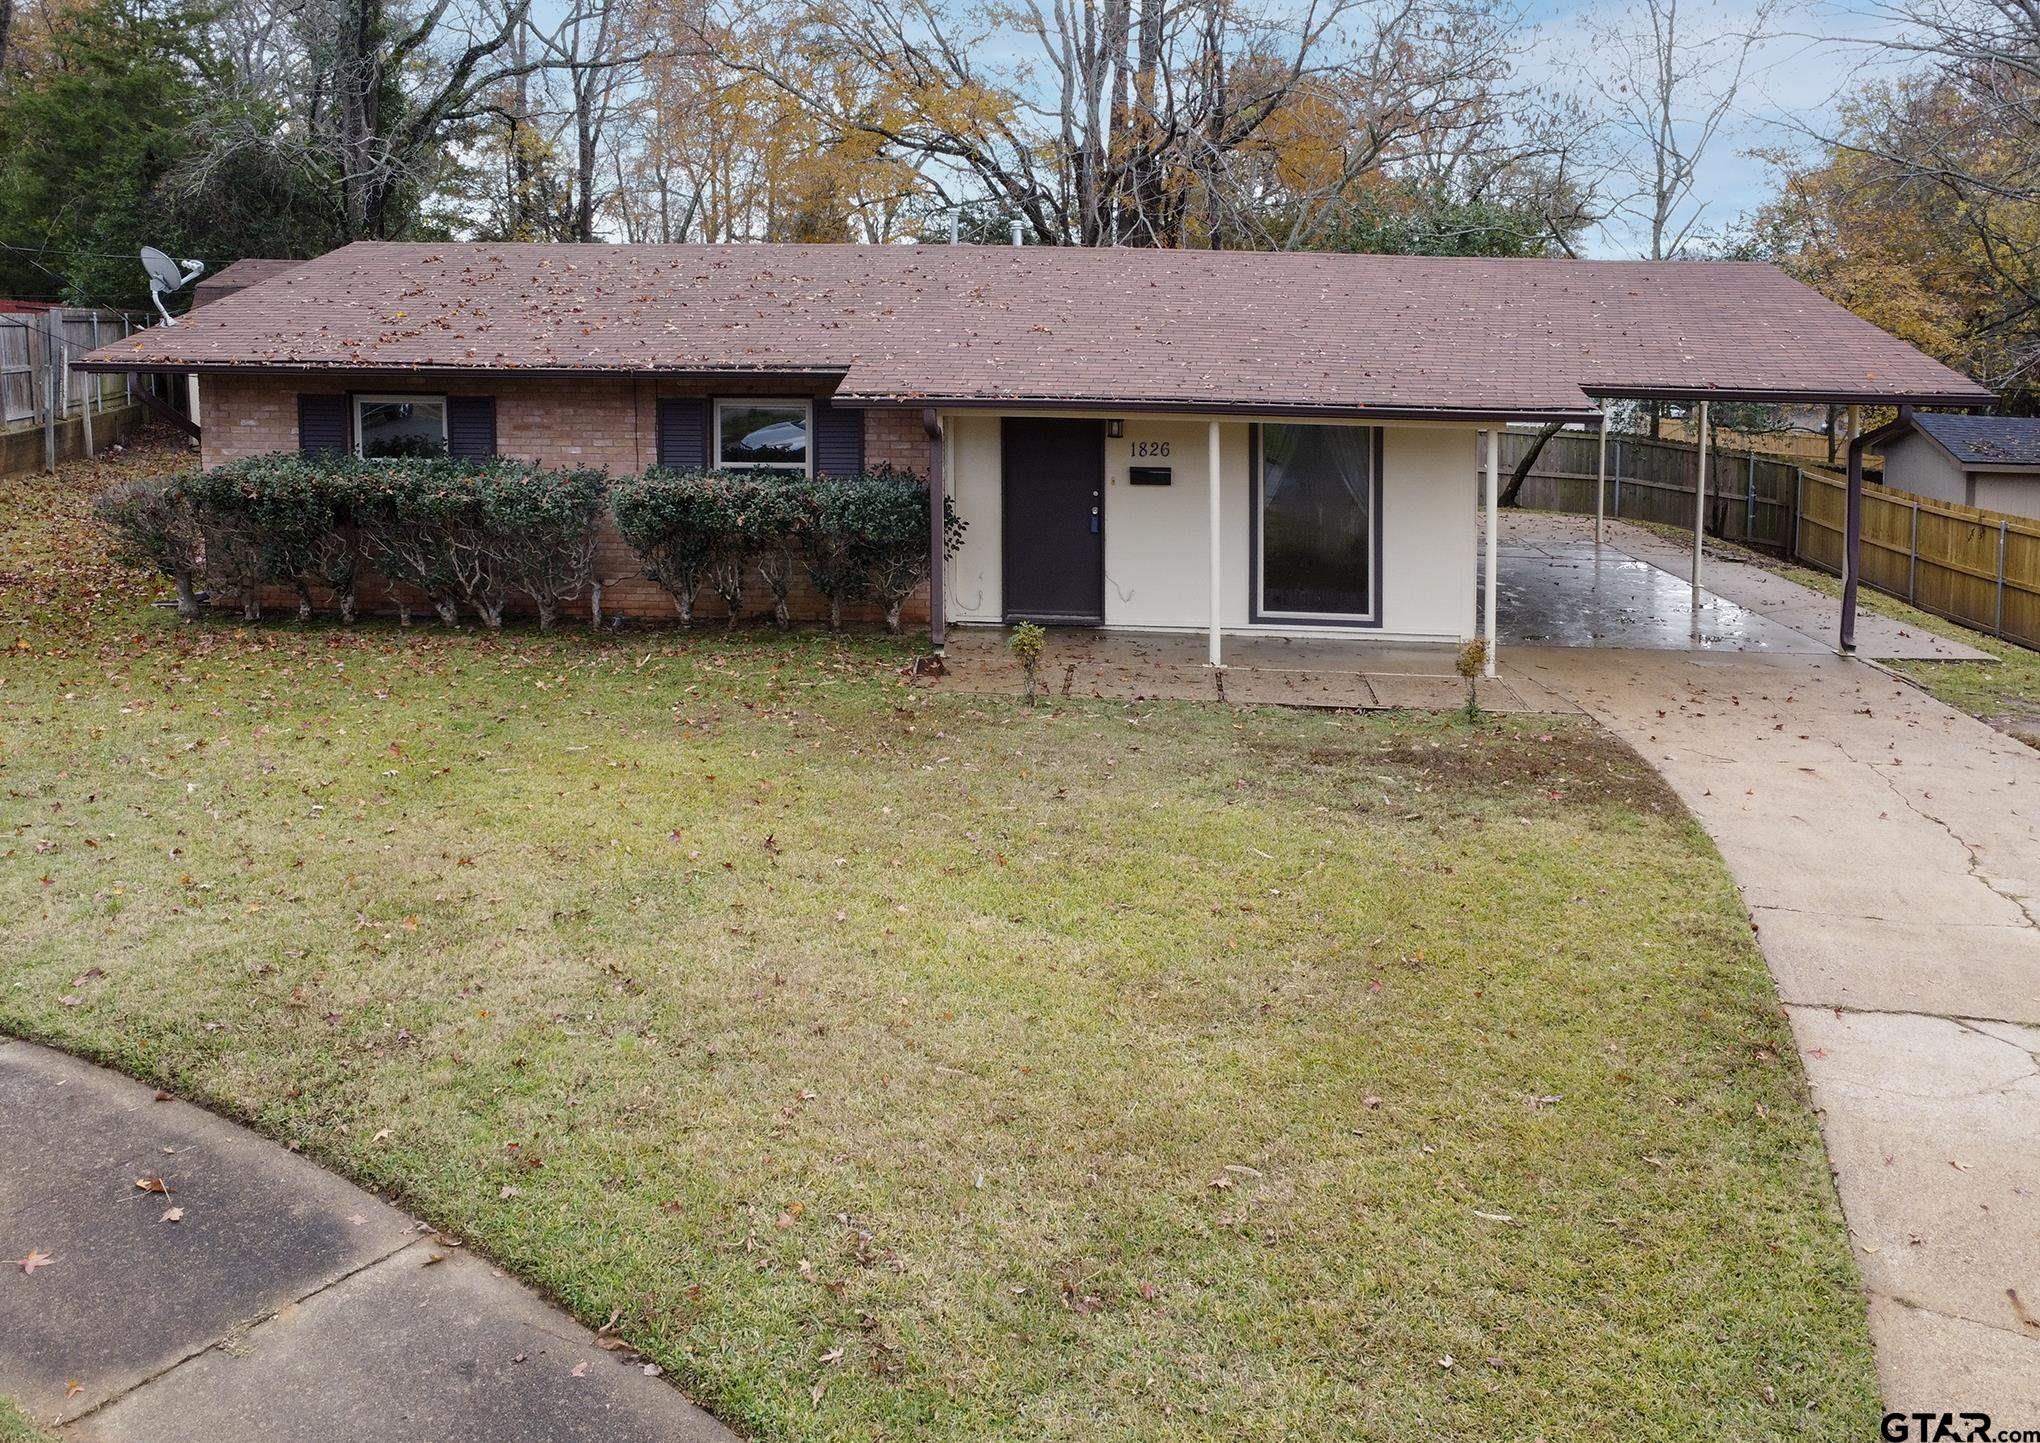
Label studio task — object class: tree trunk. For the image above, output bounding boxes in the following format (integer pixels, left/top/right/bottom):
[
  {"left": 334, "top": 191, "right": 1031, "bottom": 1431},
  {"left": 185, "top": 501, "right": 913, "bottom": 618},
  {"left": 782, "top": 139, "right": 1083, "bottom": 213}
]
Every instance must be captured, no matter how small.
[
  {"left": 1499, "top": 421, "right": 1565, "bottom": 508},
  {"left": 0, "top": 0, "right": 15, "bottom": 85},
  {"left": 173, "top": 571, "right": 198, "bottom": 620}
]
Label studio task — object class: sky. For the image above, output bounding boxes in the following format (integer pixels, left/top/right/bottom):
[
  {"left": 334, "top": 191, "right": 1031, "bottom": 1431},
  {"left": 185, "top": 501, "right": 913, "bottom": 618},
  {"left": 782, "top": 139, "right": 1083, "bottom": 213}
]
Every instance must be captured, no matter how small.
[{"left": 1521, "top": 0, "right": 1913, "bottom": 256}]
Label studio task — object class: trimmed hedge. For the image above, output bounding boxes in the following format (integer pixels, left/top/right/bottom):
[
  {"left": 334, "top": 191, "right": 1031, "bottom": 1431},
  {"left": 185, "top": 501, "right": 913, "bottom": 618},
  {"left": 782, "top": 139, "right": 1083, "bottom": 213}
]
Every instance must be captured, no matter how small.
[
  {"left": 612, "top": 465, "right": 963, "bottom": 633},
  {"left": 95, "top": 455, "right": 961, "bottom": 634},
  {"left": 94, "top": 456, "right": 607, "bottom": 630}
]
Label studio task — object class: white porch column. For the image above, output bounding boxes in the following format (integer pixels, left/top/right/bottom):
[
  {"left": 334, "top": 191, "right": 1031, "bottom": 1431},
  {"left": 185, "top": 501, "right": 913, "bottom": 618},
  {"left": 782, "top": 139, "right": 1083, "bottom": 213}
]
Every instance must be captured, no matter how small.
[
  {"left": 1594, "top": 407, "right": 1608, "bottom": 545},
  {"left": 1692, "top": 400, "right": 1710, "bottom": 608},
  {"left": 1207, "top": 419, "right": 1223, "bottom": 668},
  {"left": 1484, "top": 426, "right": 1499, "bottom": 678}
]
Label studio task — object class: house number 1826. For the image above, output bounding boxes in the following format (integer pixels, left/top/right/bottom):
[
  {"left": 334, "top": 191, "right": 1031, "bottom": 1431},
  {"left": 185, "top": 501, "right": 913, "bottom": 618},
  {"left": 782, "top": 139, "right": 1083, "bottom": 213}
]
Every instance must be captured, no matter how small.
[{"left": 1130, "top": 440, "right": 1171, "bottom": 458}]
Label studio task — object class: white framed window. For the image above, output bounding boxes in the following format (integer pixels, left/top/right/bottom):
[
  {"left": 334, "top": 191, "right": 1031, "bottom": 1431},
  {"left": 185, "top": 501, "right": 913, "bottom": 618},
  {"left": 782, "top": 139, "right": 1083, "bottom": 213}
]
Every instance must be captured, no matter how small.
[
  {"left": 714, "top": 398, "right": 811, "bottom": 474},
  {"left": 355, "top": 394, "right": 448, "bottom": 460},
  {"left": 1253, "top": 422, "right": 1380, "bottom": 626}
]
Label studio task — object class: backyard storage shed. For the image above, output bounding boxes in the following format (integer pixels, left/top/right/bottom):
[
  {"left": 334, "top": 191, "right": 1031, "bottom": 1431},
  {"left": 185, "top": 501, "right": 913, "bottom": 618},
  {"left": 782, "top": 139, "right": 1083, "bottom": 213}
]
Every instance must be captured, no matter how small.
[
  {"left": 77, "top": 242, "right": 1990, "bottom": 663},
  {"left": 1873, "top": 412, "right": 2040, "bottom": 518}
]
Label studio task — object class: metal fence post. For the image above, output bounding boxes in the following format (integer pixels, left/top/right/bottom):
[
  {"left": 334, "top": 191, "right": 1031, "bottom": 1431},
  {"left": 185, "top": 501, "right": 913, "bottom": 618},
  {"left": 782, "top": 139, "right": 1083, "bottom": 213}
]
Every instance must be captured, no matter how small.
[
  {"left": 1908, "top": 501, "right": 1919, "bottom": 601},
  {"left": 1745, "top": 451, "right": 1757, "bottom": 541},
  {"left": 1996, "top": 520, "right": 2009, "bottom": 636},
  {"left": 42, "top": 309, "right": 58, "bottom": 472}
]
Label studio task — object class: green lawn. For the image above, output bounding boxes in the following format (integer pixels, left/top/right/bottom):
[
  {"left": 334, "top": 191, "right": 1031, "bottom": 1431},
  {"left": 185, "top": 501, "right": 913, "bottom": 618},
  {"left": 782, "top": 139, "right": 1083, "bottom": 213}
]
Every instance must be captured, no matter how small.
[
  {"left": 1, "top": 440, "right": 1879, "bottom": 1440},
  {"left": 0, "top": 1399, "right": 55, "bottom": 1443}
]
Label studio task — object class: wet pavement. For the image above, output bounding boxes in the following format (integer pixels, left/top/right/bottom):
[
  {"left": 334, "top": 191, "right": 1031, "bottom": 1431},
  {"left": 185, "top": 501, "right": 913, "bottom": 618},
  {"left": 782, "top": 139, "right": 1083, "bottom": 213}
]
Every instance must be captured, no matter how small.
[
  {"left": 930, "top": 512, "right": 1990, "bottom": 710},
  {"left": 1486, "top": 535, "right": 1828, "bottom": 652}
]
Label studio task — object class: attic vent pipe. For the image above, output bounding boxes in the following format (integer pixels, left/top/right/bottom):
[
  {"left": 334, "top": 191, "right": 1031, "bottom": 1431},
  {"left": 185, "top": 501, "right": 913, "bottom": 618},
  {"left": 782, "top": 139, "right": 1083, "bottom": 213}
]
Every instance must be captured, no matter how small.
[{"left": 1010, "top": 219, "right": 1023, "bottom": 247}]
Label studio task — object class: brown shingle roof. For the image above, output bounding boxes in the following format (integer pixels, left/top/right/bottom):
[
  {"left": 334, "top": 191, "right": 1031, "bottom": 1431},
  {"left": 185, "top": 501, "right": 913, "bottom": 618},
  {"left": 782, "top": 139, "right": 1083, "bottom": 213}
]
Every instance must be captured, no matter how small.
[
  {"left": 81, "top": 241, "right": 1991, "bottom": 416},
  {"left": 189, "top": 258, "right": 306, "bottom": 310}
]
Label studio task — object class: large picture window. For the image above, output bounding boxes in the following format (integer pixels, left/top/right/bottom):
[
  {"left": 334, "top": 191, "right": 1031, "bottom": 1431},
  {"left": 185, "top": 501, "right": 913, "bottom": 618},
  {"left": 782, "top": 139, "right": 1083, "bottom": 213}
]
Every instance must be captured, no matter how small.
[
  {"left": 355, "top": 395, "right": 448, "bottom": 460},
  {"left": 715, "top": 399, "right": 811, "bottom": 473},
  {"left": 1255, "top": 423, "right": 1378, "bottom": 623}
]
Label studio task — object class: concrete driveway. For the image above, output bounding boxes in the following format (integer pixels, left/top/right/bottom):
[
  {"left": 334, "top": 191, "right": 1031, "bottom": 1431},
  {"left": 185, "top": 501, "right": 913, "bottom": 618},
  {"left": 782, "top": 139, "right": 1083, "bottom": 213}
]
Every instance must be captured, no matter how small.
[{"left": 1503, "top": 522, "right": 2039, "bottom": 1419}]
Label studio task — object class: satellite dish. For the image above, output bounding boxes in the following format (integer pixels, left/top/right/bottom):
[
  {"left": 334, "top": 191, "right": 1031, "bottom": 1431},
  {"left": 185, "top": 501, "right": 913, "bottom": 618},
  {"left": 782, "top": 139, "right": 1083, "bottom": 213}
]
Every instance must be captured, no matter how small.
[{"left": 141, "top": 246, "right": 207, "bottom": 325}]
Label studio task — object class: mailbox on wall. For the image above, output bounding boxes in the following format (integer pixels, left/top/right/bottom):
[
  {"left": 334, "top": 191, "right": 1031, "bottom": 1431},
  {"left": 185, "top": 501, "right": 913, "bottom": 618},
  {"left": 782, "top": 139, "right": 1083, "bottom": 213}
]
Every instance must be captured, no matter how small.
[{"left": 1129, "top": 466, "right": 1173, "bottom": 486}]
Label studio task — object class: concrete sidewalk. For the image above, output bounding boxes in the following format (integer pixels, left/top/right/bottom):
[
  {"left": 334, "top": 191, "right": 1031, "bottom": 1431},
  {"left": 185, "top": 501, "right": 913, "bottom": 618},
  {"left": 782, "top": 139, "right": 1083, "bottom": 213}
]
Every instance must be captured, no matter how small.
[
  {"left": 1517, "top": 646, "right": 2040, "bottom": 1417},
  {"left": 0, "top": 1042, "right": 735, "bottom": 1442}
]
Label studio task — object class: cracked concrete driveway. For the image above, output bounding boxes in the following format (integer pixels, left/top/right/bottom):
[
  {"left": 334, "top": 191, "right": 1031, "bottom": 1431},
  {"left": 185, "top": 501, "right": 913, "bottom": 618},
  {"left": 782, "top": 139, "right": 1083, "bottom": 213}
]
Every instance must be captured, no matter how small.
[{"left": 1516, "top": 645, "right": 2040, "bottom": 1418}]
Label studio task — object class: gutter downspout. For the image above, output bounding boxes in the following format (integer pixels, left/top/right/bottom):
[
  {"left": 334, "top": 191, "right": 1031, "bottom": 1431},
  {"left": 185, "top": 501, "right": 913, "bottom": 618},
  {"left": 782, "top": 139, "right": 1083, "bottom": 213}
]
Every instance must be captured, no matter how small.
[{"left": 924, "top": 407, "right": 946, "bottom": 655}]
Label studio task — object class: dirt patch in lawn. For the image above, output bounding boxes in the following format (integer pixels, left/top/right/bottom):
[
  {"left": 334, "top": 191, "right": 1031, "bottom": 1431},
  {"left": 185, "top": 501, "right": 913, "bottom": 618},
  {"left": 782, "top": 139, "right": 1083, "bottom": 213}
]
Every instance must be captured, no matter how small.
[{"left": 1246, "top": 719, "right": 1683, "bottom": 816}]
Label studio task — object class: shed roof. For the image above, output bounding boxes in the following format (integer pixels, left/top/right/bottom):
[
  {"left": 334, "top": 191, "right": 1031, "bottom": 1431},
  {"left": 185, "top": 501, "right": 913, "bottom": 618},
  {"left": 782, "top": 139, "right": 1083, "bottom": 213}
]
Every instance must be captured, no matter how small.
[
  {"left": 80, "top": 242, "right": 1992, "bottom": 419},
  {"left": 1906, "top": 412, "right": 2040, "bottom": 471}
]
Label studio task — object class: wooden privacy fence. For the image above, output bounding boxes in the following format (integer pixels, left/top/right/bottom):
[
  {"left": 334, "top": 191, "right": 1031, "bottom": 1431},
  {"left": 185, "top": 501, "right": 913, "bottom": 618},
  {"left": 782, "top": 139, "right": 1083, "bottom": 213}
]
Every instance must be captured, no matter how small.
[
  {"left": 1796, "top": 469, "right": 2040, "bottom": 648},
  {"left": 1497, "top": 427, "right": 1802, "bottom": 552},
  {"left": 1, "top": 307, "right": 141, "bottom": 421}
]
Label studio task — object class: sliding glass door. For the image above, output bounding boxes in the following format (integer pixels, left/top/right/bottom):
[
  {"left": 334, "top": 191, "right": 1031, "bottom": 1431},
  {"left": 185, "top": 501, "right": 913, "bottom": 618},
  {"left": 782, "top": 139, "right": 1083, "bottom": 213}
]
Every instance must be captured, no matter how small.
[{"left": 1255, "top": 423, "right": 1380, "bottom": 624}]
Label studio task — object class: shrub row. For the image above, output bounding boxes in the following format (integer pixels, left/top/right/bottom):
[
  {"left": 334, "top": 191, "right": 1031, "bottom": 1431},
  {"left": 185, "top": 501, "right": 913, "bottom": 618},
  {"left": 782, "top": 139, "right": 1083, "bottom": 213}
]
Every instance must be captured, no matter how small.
[{"left": 94, "top": 455, "right": 962, "bottom": 634}]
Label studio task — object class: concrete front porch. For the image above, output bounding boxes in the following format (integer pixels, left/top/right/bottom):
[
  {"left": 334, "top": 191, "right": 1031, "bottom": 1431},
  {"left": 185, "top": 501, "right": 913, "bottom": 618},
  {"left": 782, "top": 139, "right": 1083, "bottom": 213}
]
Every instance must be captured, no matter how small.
[
  {"left": 928, "top": 512, "right": 1992, "bottom": 711},
  {"left": 933, "top": 626, "right": 1578, "bottom": 713}
]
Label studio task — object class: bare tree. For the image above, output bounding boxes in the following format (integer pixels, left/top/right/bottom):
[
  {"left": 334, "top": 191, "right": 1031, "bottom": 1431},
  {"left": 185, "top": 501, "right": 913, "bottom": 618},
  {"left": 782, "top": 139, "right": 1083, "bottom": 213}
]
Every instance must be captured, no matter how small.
[
  {"left": 1589, "top": 0, "right": 1782, "bottom": 259},
  {"left": 690, "top": 0, "right": 1526, "bottom": 249},
  {"left": 0, "top": 0, "right": 16, "bottom": 85},
  {"left": 171, "top": 0, "right": 557, "bottom": 241}
]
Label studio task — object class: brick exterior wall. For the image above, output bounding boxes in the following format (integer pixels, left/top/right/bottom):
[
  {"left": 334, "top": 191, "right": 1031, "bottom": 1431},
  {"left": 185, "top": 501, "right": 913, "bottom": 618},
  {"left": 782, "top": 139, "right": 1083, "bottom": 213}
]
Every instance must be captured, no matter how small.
[{"left": 199, "top": 375, "right": 932, "bottom": 630}]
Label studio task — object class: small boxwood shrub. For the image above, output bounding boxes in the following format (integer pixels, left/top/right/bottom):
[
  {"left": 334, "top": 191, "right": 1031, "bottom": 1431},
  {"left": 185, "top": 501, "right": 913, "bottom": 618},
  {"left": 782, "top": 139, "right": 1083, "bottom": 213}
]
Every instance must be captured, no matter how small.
[
  {"left": 93, "top": 475, "right": 202, "bottom": 619},
  {"left": 612, "top": 468, "right": 752, "bottom": 626}
]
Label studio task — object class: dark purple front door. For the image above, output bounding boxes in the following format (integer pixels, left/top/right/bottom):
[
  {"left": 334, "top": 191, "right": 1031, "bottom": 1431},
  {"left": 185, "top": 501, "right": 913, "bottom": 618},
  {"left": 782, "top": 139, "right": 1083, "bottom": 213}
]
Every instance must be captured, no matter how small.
[{"left": 1002, "top": 417, "right": 1105, "bottom": 624}]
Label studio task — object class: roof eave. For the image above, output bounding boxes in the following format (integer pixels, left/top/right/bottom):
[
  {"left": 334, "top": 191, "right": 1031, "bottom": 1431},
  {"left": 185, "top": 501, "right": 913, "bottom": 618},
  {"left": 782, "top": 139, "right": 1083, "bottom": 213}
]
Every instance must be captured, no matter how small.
[
  {"left": 831, "top": 394, "right": 1601, "bottom": 426},
  {"left": 1587, "top": 383, "right": 1995, "bottom": 407},
  {"left": 72, "top": 357, "right": 854, "bottom": 381}
]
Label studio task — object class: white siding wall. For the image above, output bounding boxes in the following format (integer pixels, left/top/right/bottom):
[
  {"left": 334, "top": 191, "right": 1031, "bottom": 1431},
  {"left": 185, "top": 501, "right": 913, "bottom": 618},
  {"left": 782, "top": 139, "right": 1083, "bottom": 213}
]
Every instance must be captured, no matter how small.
[
  {"left": 1967, "top": 473, "right": 2040, "bottom": 518},
  {"left": 942, "top": 411, "right": 1479, "bottom": 643},
  {"left": 1877, "top": 434, "right": 1969, "bottom": 506}
]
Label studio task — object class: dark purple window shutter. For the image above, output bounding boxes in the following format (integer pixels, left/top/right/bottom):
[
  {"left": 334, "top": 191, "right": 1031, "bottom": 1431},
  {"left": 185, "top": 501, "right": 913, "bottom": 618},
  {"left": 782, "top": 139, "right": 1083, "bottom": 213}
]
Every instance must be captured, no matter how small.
[
  {"left": 298, "top": 394, "right": 349, "bottom": 455},
  {"left": 813, "top": 398, "right": 864, "bottom": 476},
  {"left": 656, "top": 397, "right": 710, "bottom": 469},
  {"left": 446, "top": 395, "right": 497, "bottom": 459}
]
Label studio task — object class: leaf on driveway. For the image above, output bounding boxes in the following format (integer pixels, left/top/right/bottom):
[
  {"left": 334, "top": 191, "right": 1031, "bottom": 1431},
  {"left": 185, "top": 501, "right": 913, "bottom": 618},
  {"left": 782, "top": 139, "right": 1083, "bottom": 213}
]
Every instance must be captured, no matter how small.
[
  {"left": 16, "top": 1250, "right": 57, "bottom": 1274},
  {"left": 134, "top": 1174, "right": 171, "bottom": 1195},
  {"left": 570, "top": 1360, "right": 590, "bottom": 1379},
  {"left": 160, "top": 1206, "right": 185, "bottom": 1223}
]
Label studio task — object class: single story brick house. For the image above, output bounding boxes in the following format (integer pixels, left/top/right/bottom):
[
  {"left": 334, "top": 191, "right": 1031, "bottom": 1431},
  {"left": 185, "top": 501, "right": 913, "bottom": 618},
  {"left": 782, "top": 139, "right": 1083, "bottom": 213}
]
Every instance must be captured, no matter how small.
[{"left": 79, "top": 242, "right": 1988, "bottom": 664}]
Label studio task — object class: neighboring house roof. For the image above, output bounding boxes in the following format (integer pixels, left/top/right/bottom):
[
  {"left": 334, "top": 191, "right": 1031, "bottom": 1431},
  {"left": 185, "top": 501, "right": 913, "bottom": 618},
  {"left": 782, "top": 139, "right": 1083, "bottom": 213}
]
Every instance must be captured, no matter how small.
[
  {"left": 1901, "top": 413, "right": 2040, "bottom": 474},
  {"left": 190, "top": 258, "right": 305, "bottom": 310},
  {"left": 79, "top": 242, "right": 1993, "bottom": 420}
]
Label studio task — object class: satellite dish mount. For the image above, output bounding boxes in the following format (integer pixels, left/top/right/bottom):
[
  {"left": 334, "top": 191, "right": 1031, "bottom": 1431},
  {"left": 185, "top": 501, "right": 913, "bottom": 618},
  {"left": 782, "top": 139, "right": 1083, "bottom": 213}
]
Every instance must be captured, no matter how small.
[{"left": 141, "top": 246, "right": 206, "bottom": 325}]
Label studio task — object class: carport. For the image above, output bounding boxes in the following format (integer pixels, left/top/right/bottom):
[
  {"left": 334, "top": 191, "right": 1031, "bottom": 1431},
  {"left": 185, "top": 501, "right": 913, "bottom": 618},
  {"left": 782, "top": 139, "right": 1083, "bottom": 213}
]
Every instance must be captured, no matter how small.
[{"left": 1473, "top": 390, "right": 1987, "bottom": 681}]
